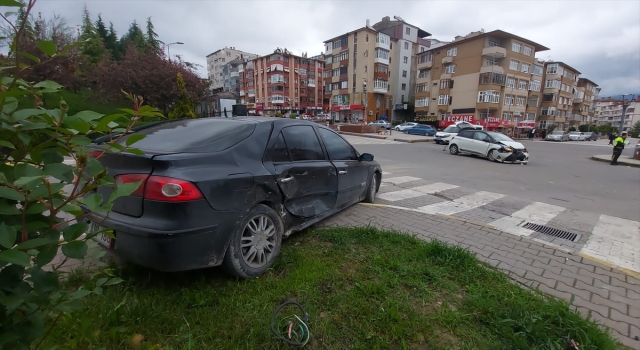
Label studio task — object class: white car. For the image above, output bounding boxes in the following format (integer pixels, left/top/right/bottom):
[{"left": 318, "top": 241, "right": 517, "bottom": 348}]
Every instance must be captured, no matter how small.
[
  {"left": 433, "top": 122, "right": 477, "bottom": 144},
  {"left": 448, "top": 129, "right": 529, "bottom": 164},
  {"left": 394, "top": 122, "right": 417, "bottom": 131},
  {"left": 567, "top": 131, "right": 586, "bottom": 141},
  {"left": 368, "top": 120, "right": 391, "bottom": 129}
]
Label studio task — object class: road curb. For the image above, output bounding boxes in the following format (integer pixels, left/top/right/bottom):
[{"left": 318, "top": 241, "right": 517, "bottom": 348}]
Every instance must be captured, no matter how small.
[
  {"left": 337, "top": 131, "right": 388, "bottom": 140},
  {"left": 590, "top": 155, "right": 640, "bottom": 167}
]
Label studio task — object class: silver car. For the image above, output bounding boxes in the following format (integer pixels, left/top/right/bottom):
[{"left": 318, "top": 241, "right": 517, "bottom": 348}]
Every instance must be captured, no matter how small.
[
  {"left": 545, "top": 131, "right": 569, "bottom": 142},
  {"left": 568, "top": 131, "right": 586, "bottom": 141},
  {"left": 394, "top": 122, "right": 417, "bottom": 131},
  {"left": 448, "top": 130, "right": 529, "bottom": 164}
]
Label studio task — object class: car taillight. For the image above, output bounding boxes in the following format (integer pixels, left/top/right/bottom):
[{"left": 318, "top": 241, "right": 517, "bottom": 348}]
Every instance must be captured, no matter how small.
[
  {"left": 89, "top": 150, "right": 104, "bottom": 158},
  {"left": 114, "top": 175, "right": 203, "bottom": 202}
]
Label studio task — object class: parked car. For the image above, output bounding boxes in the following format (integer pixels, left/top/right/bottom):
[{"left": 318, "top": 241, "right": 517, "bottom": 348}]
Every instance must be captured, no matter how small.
[
  {"left": 394, "top": 122, "right": 417, "bottom": 131},
  {"left": 545, "top": 131, "right": 570, "bottom": 142},
  {"left": 448, "top": 129, "right": 529, "bottom": 164},
  {"left": 368, "top": 120, "right": 391, "bottom": 129},
  {"left": 434, "top": 122, "right": 476, "bottom": 144},
  {"left": 583, "top": 132, "right": 598, "bottom": 141},
  {"left": 405, "top": 124, "right": 436, "bottom": 136},
  {"left": 568, "top": 131, "right": 586, "bottom": 141},
  {"left": 84, "top": 117, "right": 382, "bottom": 278}
]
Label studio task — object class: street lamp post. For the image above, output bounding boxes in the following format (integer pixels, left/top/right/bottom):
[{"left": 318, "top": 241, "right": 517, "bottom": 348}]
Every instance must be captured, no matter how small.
[
  {"left": 167, "top": 42, "right": 184, "bottom": 63},
  {"left": 363, "top": 79, "right": 368, "bottom": 125}
]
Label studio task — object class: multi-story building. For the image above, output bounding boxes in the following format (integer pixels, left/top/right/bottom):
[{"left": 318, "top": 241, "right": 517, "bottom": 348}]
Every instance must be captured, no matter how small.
[
  {"left": 538, "top": 61, "right": 581, "bottom": 131},
  {"left": 206, "top": 47, "right": 259, "bottom": 91},
  {"left": 239, "top": 48, "right": 326, "bottom": 115},
  {"left": 220, "top": 59, "right": 244, "bottom": 98},
  {"left": 595, "top": 97, "right": 640, "bottom": 131},
  {"left": 323, "top": 17, "right": 431, "bottom": 123},
  {"left": 413, "top": 30, "right": 549, "bottom": 133},
  {"left": 572, "top": 78, "right": 599, "bottom": 126}
]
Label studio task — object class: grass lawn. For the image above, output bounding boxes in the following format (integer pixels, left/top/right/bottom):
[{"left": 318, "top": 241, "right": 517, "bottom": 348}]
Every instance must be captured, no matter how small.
[{"left": 44, "top": 227, "right": 621, "bottom": 350}]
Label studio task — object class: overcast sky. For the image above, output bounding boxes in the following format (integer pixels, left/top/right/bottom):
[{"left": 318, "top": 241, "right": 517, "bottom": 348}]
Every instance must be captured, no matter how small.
[{"left": 19, "top": 0, "right": 640, "bottom": 97}]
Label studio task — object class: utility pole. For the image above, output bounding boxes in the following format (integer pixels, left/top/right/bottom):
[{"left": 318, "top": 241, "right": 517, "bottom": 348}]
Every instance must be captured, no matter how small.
[{"left": 363, "top": 79, "right": 368, "bottom": 125}]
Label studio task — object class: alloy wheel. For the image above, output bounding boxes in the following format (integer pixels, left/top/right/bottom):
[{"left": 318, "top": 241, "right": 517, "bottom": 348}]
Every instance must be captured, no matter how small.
[
  {"left": 370, "top": 175, "right": 377, "bottom": 201},
  {"left": 240, "top": 215, "right": 277, "bottom": 268}
]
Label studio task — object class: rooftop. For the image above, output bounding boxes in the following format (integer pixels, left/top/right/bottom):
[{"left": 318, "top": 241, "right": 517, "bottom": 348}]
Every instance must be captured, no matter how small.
[
  {"left": 324, "top": 26, "right": 377, "bottom": 44},
  {"left": 416, "top": 29, "right": 550, "bottom": 55},
  {"left": 578, "top": 77, "right": 598, "bottom": 87},
  {"left": 544, "top": 61, "right": 581, "bottom": 75}
]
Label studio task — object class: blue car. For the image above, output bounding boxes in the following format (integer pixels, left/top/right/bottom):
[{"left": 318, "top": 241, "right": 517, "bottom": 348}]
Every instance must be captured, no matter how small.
[{"left": 405, "top": 124, "right": 436, "bottom": 136}]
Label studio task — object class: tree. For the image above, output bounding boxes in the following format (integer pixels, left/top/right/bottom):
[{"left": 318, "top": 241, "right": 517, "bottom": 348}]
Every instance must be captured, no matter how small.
[
  {"left": 105, "top": 22, "right": 121, "bottom": 60},
  {"left": 95, "top": 14, "right": 108, "bottom": 43},
  {"left": 168, "top": 72, "right": 196, "bottom": 119},
  {"left": 78, "top": 5, "right": 107, "bottom": 65},
  {"left": 120, "top": 20, "right": 146, "bottom": 52},
  {"left": 578, "top": 124, "right": 589, "bottom": 132},
  {"left": 630, "top": 120, "right": 640, "bottom": 138},
  {"left": 145, "top": 17, "right": 162, "bottom": 54}
]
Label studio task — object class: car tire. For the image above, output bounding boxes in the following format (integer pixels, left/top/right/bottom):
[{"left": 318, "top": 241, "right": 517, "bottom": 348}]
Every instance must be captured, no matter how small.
[
  {"left": 487, "top": 149, "right": 496, "bottom": 162},
  {"left": 222, "top": 204, "right": 283, "bottom": 279},
  {"left": 449, "top": 144, "right": 459, "bottom": 155},
  {"left": 362, "top": 171, "right": 380, "bottom": 203}
]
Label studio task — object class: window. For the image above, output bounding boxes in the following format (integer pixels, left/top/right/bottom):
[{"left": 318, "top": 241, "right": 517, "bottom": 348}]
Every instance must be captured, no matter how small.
[
  {"left": 418, "top": 69, "right": 430, "bottom": 79},
  {"left": 404, "top": 42, "right": 409, "bottom": 50},
  {"left": 375, "top": 48, "right": 390, "bottom": 60},
  {"left": 403, "top": 56, "right": 408, "bottom": 63},
  {"left": 545, "top": 79, "right": 561, "bottom": 89},
  {"left": 532, "top": 65, "right": 543, "bottom": 76},
  {"left": 446, "top": 47, "right": 458, "bottom": 56},
  {"left": 542, "top": 93, "right": 556, "bottom": 102},
  {"left": 527, "top": 95, "right": 539, "bottom": 107},
  {"left": 420, "top": 47, "right": 425, "bottom": 52},
  {"left": 541, "top": 107, "right": 556, "bottom": 116},
  {"left": 402, "top": 70, "right": 407, "bottom": 77},
  {"left": 319, "top": 128, "right": 357, "bottom": 161},
  {"left": 373, "top": 79, "right": 388, "bottom": 91},
  {"left": 416, "top": 83, "right": 428, "bottom": 92},
  {"left": 401, "top": 83, "right": 407, "bottom": 91},
  {"left": 504, "top": 95, "right": 514, "bottom": 105},
  {"left": 521, "top": 63, "right": 530, "bottom": 73},
  {"left": 473, "top": 132, "right": 490, "bottom": 142},
  {"left": 477, "top": 90, "right": 500, "bottom": 103},
  {"left": 485, "top": 58, "right": 498, "bottom": 66},
  {"left": 512, "top": 41, "right": 522, "bottom": 53},
  {"left": 281, "top": 126, "right": 324, "bottom": 161},
  {"left": 507, "top": 77, "right": 516, "bottom": 88},
  {"left": 518, "top": 80, "right": 528, "bottom": 90},
  {"left": 438, "top": 95, "right": 451, "bottom": 105},
  {"left": 525, "top": 113, "right": 536, "bottom": 120},
  {"left": 405, "top": 27, "right": 410, "bottom": 35},
  {"left": 336, "top": 50, "right": 348, "bottom": 61},
  {"left": 340, "top": 81, "right": 348, "bottom": 89},
  {"left": 523, "top": 46, "right": 533, "bottom": 56},
  {"left": 516, "top": 96, "right": 526, "bottom": 105},
  {"left": 479, "top": 72, "right": 506, "bottom": 85},
  {"left": 415, "top": 97, "right": 429, "bottom": 107},
  {"left": 418, "top": 52, "right": 433, "bottom": 64},
  {"left": 226, "top": 52, "right": 231, "bottom": 57},
  {"left": 529, "top": 80, "right": 541, "bottom": 91},
  {"left": 458, "top": 129, "right": 474, "bottom": 139},
  {"left": 444, "top": 64, "right": 456, "bottom": 74},
  {"left": 299, "top": 68, "right": 307, "bottom": 75},
  {"left": 440, "top": 79, "right": 454, "bottom": 89},
  {"left": 546, "top": 63, "right": 558, "bottom": 74},
  {"left": 488, "top": 39, "right": 501, "bottom": 47},
  {"left": 509, "top": 59, "right": 519, "bottom": 70},
  {"left": 268, "top": 132, "right": 290, "bottom": 162}
]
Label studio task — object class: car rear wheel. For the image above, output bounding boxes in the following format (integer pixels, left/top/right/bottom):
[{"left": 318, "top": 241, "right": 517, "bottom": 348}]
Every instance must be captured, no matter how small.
[
  {"left": 362, "top": 171, "right": 380, "bottom": 203},
  {"left": 222, "top": 204, "right": 283, "bottom": 279},
  {"left": 449, "top": 144, "right": 459, "bottom": 155}
]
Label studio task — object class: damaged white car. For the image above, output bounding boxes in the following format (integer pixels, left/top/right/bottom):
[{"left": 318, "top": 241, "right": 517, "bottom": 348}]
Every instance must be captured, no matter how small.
[{"left": 448, "top": 129, "right": 529, "bottom": 164}]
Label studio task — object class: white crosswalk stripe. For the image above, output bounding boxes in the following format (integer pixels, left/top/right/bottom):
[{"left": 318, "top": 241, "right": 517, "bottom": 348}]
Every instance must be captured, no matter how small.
[
  {"left": 342, "top": 135, "right": 401, "bottom": 145},
  {"left": 373, "top": 170, "right": 639, "bottom": 273},
  {"left": 417, "top": 191, "right": 504, "bottom": 215}
]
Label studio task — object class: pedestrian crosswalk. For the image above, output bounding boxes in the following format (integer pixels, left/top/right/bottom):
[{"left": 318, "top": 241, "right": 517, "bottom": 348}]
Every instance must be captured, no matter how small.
[
  {"left": 341, "top": 135, "right": 402, "bottom": 145},
  {"left": 376, "top": 172, "right": 640, "bottom": 273}
]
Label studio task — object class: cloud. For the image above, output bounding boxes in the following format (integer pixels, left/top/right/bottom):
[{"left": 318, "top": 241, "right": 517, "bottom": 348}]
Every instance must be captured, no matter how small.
[{"left": 11, "top": 0, "right": 640, "bottom": 97}]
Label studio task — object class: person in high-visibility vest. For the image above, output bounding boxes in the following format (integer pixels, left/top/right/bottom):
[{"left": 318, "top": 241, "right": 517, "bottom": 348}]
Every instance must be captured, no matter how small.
[{"left": 610, "top": 131, "right": 628, "bottom": 165}]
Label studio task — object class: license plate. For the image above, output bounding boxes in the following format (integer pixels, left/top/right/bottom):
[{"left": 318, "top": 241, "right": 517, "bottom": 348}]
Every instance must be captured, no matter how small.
[{"left": 91, "top": 223, "right": 114, "bottom": 248}]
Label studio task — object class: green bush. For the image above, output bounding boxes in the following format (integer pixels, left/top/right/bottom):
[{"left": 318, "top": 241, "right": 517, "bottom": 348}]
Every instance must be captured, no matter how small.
[{"left": 0, "top": 2, "right": 163, "bottom": 348}]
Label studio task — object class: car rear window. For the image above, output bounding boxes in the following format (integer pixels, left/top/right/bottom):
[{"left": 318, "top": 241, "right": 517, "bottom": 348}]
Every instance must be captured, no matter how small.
[{"left": 118, "top": 118, "right": 256, "bottom": 153}]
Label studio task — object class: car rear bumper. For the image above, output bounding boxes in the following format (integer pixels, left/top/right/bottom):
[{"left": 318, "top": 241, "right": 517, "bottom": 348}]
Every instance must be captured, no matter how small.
[{"left": 83, "top": 208, "right": 245, "bottom": 272}]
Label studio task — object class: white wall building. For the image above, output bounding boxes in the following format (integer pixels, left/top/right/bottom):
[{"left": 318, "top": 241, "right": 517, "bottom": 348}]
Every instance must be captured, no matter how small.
[
  {"left": 206, "top": 47, "right": 259, "bottom": 91},
  {"left": 594, "top": 97, "right": 640, "bottom": 131}
]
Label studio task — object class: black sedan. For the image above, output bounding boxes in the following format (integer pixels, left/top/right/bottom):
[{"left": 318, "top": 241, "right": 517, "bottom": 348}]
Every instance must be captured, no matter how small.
[{"left": 84, "top": 117, "right": 382, "bottom": 278}]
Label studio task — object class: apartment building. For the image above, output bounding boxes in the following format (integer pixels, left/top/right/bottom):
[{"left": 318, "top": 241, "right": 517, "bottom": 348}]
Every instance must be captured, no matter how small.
[
  {"left": 538, "top": 62, "right": 581, "bottom": 131},
  {"left": 220, "top": 59, "right": 244, "bottom": 98},
  {"left": 239, "top": 48, "right": 326, "bottom": 115},
  {"left": 323, "top": 17, "right": 430, "bottom": 123},
  {"left": 206, "top": 47, "right": 259, "bottom": 91},
  {"left": 413, "top": 30, "right": 549, "bottom": 133},
  {"left": 572, "top": 78, "right": 599, "bottom": 125},
  {"left": 594, "top": 96, "right": 640, "bottom": 131}
]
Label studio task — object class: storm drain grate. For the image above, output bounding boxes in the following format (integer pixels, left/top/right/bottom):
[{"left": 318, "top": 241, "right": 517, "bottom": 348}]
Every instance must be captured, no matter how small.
[{"left": 522, "top": 222, "right": 580, "bottom": 242}]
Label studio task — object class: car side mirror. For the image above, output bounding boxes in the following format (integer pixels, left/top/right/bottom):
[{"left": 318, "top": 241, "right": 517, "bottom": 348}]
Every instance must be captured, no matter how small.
[{"left": 359, "top": 153, "right": 374, "bottom": 162}]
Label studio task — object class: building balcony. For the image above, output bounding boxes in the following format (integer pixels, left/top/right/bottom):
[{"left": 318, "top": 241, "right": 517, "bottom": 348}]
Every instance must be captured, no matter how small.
[
  {"left": 239, "top": 90, "right": 245, "bottom": 96},
  {"left": 230, "top": 72, "right": 239, "bottom": 77},
  {"left": 482, "top": 46, "right": 507, "bottom": 58},
  {"left": 554, "top": 116, "right": 566, "bottom": 123},
  {"left": 374, "top": 57, "right": 390, "bottom": 64},
  {"left": 373, "top": 86, "right": 388, "bottom": 94},
  {"left": 480, "top": 65, "right": 504, "bottom": 74},
  {"left": 476, "top": 102, "right": 500, "bottom": 111},
  {"left": 440, "top": 73, "right": 452, "bottom": 80},
  {"left": 573, "top": 97, "right": 583, "bottom": 104},
  {"left": 417, "top": 61, "right": 433, "bottom": 69},
  {"left": 248, "top": 92, "right": 255, "bottom": 97},
  {"left": 442, "top": 56, "right": 453, "bottom": 64},
  {"left": 374, "top": 71, "right": 389, "bottom": 80},
  {"left": 375, "top": 40, "right": 390, "bottom": 50}
]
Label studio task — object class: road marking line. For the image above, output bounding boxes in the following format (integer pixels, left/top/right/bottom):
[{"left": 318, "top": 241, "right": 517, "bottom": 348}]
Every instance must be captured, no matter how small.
[
  {"left": 579, "top": 253, "right": 640, "bottom": 280},
  {"left": 378, "top": 182, "right": 459, "bottom": 202},
  {"left": 381, "top": 171, "right": 391, "bottom": 175},
  {"left": 381, "top": 176, "right": 421, "bottom": 185},
  {"left": 581, "top": 214, "right": 640, "bottom": 273},
  {"left": 416, "top": 191, "right": 504, "bottom": 215},
  {"left": 487, "top": 202, "right": 566, "bottom": 237}
]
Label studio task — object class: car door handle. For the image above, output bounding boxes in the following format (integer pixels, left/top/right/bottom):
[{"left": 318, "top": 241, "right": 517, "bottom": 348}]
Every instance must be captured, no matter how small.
[
  {"left": 279, "top": 176, "right": 294, "bottom": 183},
  {"left": 338, "top": 170, "right": 347, "bottom": 175}
]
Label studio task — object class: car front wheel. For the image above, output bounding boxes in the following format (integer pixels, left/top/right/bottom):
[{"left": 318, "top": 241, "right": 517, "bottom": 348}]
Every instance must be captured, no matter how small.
[
  {"left": 449, "top": 144, "right": 459, "bottom": 155},
  {"left": 362, "top": 171, "right": 380, "bottom": 203},
  {"left": 487, "top": 149, "right": 496, "bottom": 161},
  {"left": 222, "top": 204, "right": 283, "bottom": 279}
]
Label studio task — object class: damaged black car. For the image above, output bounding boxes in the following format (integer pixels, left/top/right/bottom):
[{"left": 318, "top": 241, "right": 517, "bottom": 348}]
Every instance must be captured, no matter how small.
[{"left": 83, "top": 117, "right": 382, "bottom": 278}]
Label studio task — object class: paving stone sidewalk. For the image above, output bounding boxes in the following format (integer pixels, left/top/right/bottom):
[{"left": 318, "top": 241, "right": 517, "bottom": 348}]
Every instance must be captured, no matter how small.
[{"left": 314, "top": 204, "right": 640, "bottom": 349}]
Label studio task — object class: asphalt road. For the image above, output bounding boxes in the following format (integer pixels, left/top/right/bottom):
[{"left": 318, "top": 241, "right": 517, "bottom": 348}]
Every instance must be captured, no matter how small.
[{"left": 346, "top": 137, "right": 640, "bottom": 221}]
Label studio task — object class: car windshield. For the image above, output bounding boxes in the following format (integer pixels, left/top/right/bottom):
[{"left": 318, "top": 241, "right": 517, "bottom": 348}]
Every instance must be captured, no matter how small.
[
  {"left": 569, "top": 132, "right": 580, "bottom": 135},
  {"left": 551, "top": 131, "right": 564, "bottom": 135},
  {"left": 486, "top": 132, "right": 514, "bottom": 142},
  {"left": 443, "top": 126, "right": 459, "bottom": 133}
]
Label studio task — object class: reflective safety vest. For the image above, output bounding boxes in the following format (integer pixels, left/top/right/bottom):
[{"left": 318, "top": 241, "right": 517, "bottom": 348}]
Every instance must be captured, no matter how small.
[{"left": 613, "top": 136, "right": 625, "bottom": 149}]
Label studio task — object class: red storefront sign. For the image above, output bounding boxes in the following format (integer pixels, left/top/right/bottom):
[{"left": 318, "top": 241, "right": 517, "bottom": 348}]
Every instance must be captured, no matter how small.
[
  {"left": 331, "top": 104, "right": 363, "bottom": 111},
  {"left": 438, "top": 114, "right": 475, "bottom": 128},
  {"left": 499, "top": 120, "right": 515, "bottom": 128},
  {"left": 256, "top": 103, "right": 263, "bottom": 111},
  {"left": 517, "top": 121, "right": 536, "bottom": 128}
]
